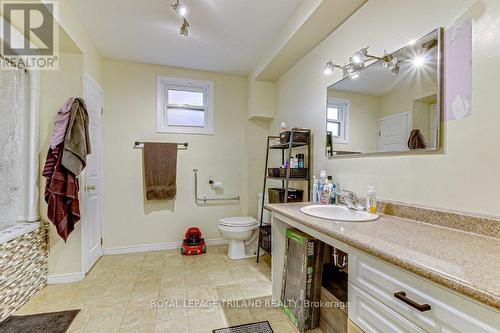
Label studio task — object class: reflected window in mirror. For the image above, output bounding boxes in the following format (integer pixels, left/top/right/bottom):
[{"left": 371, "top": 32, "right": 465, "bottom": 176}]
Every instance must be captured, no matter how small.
[{"left": 327, "top": 98, "right": 349, "bottom": 144}]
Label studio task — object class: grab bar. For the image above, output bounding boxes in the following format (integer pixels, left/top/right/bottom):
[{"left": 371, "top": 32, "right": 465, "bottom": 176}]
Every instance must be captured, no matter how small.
[{"left": 193, "top": 169, "right": 240, "bottom": 203}]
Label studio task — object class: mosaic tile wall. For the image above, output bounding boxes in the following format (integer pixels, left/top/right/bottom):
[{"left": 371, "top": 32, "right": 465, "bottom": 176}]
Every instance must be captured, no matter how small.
[{"left": 0, "top": 225, "right": 48, "bottom": 322}]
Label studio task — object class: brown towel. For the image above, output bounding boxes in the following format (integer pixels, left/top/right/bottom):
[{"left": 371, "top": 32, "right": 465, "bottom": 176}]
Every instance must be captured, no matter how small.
[
  {"left": 144, "top": 143, "right": 178, "bottom": 200},
  {"left": 62, "top": 98, "right": 91, "bottom": 176},
  {"left": 43, "top": 143, "right": 80, "bottom": 241},
  {"left": 408, "top": 129, "right": 427, "bottom": 149}
]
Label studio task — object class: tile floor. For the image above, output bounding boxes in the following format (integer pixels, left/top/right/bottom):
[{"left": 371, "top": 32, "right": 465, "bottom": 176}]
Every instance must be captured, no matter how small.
[{"left": 16, "top": 245, "right": 323, "bottom": 333}]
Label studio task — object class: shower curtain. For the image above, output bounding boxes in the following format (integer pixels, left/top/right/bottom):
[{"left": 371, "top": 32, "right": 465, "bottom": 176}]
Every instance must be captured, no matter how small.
[{"left": 0, "top": 68, "right": 30, "bottom": 231}]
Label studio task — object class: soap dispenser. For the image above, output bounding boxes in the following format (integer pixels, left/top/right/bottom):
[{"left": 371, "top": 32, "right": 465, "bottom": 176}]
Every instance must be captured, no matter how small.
[{"left": 365, "top": 186, "right": 377, "bottom": 213}]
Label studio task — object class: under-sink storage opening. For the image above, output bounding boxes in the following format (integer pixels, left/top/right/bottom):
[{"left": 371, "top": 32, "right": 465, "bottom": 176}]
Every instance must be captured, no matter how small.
[{"left": 320, "top": 245, "right": 349, "bottom": 333}]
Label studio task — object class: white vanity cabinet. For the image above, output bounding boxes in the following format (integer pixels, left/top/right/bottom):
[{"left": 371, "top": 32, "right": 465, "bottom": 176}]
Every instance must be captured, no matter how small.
[
  {"left": 348, "top": 252, "right": 500, "bottom": 333},
  {"left": 270, "top": 212, "right": 500, "bottom": 333}
]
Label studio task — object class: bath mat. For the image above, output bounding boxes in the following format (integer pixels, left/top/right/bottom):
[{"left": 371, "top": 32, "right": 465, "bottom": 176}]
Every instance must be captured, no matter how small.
[
  {"left": 0, "top": 309, "right": 80, "bottom": 333},
  {"left": 213, "top": 321, "right": 273, "bottom": 333}
]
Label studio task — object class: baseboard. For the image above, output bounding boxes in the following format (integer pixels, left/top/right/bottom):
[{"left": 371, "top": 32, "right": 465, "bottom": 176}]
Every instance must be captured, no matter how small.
[
  {"left": 47, "top": 272, "right": 85, "bottom": 284},
  {"left": 103, "top": 238, "right": 228, "bottom": 256}
]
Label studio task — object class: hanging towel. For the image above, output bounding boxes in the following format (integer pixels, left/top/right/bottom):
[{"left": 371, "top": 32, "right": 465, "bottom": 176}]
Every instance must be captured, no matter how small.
[
  {"left": 408, "top": 129, "right": 427, "bottom": 149},
  {"left": 43, "top": 143, "right": 80, "bottom": 241},
  {"left": 144, "top": 143, "right": 178, "bottom": 200},
  {"left": 62, "top": 98, "right": 91, "bottom": 176},
  {"left": 49, "top": 98, "right": 75, "bottom": 149}
]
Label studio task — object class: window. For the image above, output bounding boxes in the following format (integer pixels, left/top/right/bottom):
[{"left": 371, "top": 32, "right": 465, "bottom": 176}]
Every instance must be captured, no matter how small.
[
  {"left": 157, "top": 76, "right": 214, "bottom": 134},
  {"left": 327, "top": 98, "right": 349, "bottom": 144}
]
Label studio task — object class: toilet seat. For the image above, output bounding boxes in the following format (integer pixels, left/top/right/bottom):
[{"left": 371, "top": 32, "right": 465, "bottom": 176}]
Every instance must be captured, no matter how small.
[
  {"left": 219, "top": 217, "right": 258, "bottom": 227},
  {"left": 218, "top": 224, "right": 258, "bottom": 232}
]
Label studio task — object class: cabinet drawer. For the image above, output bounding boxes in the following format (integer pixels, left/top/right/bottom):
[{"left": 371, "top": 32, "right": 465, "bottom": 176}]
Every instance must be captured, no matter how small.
[
  {"left": 349, "top": 252, "right": 500, "bottom": 333},
  {"left": 349, "top": 283, "right": 425, "bottom": 333}
]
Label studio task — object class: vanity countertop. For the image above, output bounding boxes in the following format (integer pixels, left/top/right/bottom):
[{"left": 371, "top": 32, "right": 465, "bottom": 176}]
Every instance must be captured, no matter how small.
[{"left": 267, "top": 202, "right": 500, "bottom": 310}]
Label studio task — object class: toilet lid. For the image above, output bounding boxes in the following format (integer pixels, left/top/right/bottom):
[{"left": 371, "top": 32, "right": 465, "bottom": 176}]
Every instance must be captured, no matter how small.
[{"left": 219, "top": 217, "right": 258, "bottom": 227}]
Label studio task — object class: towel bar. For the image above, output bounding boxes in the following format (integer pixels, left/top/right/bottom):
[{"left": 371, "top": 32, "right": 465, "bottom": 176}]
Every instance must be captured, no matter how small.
[
  {"left": 133, "top": 141, "right": 188, "bottom": 150},
  {"left": 193, "top": 169, "right": 240, "bottom": 203}
]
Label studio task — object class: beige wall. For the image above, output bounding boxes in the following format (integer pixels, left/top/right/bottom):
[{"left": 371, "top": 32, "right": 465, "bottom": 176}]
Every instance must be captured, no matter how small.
[
  {"left": 274, "top": 0, "right": 500, "bottom": 216},
  {"left": 102, "top": 60, "right": 247, "bottom": 249},
  {"left": 39, "top": 52, "right": 84, "bottom": 275}
]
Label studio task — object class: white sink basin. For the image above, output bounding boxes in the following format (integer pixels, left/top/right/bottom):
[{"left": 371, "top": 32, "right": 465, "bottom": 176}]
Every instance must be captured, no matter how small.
[{"left": 300, "top": 205, "right": 379, "bottom": 222}]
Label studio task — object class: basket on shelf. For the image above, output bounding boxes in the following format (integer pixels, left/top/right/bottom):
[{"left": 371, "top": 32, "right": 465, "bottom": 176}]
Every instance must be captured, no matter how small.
[
  {"left": 267, "top": 168, "right": 281, "bottom": 178},
  {"left": 279, "top": 168, "right": 308, "bottom": 179},
  {"left": 259, "top": 226, "right": 272, "bottom": 253},
  {"left": 280, "top": 129, "right": 310, "bottom": 144},
  {"left": 268, "top": 188, "right": 304, "bottom": 204}
]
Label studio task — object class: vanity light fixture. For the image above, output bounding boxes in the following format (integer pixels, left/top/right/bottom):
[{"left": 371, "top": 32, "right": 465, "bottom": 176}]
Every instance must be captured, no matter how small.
[{"left": 323, "top": 47, "right": 398, "bottom": 77}]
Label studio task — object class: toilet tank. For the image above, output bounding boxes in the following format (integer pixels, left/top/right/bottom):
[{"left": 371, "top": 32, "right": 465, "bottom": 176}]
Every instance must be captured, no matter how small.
[{"left": 257, "top": 193, "right": 271, "bottom": 223}]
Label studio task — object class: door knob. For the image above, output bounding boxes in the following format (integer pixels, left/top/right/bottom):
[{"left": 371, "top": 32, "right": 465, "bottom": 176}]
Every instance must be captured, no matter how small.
[{"left": 86, "top": 184, "right": 96, "bottom": 192}]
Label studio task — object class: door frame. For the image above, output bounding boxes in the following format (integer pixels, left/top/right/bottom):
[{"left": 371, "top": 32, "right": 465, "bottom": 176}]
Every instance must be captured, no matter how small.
[
  {"left": 377, "top": 111, "right": 412, "bottom": 151},
  {"left": 81, "top": 73, "right": 104, "bottom": 274}
]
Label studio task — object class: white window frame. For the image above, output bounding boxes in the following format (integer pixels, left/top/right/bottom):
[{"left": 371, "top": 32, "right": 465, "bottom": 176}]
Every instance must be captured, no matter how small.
[
  {"left": 157, "top": 76, "right": 214, "bottom": 135},
  {"left": 327, "top": 97, "right": 349, "bottom": 144}
]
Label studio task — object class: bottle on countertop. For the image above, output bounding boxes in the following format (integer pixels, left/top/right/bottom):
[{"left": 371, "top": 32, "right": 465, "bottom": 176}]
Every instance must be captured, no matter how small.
[
  {"left": 312, "top": 176, "right": 318, "bottom": 202},
  {"left": 365, "top": 185, "right": 377, "bottom": 214},
  {"left": 329, "top": 181, "right": 337, "bottom": 205}
]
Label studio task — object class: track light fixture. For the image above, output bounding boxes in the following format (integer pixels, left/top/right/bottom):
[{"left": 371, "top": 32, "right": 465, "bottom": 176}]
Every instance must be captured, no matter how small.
[
  {"left": 180, "top": 18, "right": 189, "bottom": 36},
  {"left": 171, "top": 0, "right": 187, "bottom": 16},
  {"left": 171, "top": 0, "right": 190, "bottom": 36}
]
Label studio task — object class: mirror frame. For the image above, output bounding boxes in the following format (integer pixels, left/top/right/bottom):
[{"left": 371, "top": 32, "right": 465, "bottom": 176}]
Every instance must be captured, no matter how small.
[{"left": 326, "top": 27, "right": 444, "bottom": 158}]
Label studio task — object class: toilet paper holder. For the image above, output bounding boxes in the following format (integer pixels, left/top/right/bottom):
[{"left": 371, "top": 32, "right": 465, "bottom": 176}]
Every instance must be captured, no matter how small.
[
  {"left": 209, "top": 180, "right": 223, "bottom": 189},
  {"left": 193, "top": 169, "right": 240, "bottom": 203}
]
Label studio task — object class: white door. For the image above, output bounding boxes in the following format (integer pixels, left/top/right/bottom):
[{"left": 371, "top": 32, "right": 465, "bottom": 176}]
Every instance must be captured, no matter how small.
[
  {"left": 83, "top": 74, "right": 104, "bottom": 273},
  {"left": 378, "top": 112, "right": 410, "bottom": 152}
]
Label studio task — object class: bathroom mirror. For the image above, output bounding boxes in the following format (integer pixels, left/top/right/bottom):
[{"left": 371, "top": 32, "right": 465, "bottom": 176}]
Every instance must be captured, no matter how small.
[{"left": 326, "top": 28, "right": 442, "bottom": 157}]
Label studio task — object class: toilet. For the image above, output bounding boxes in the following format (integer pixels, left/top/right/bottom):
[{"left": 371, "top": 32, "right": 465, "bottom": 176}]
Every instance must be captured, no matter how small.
[{"left": 219, "top": 193, "right": 269, "bottom": 260}]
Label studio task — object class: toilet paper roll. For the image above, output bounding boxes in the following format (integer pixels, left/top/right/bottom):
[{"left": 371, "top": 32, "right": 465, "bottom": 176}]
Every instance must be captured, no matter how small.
[{"left": 211, "top": 181, "right": 223, "bottom": 189}]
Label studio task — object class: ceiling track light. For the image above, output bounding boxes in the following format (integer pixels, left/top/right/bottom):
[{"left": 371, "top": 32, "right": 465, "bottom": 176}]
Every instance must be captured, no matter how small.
[
  {"left": 323, "top": 46, "right": 399, "bottom": 77},
  {"left": 180, "top": 18, "right": 190, "bottom": 36},
  {"left": 171, "top": 0, "right": 190, "bottom": 36},
  {"left": 171, "top": 0, "right": 187, "bottom": 16}
]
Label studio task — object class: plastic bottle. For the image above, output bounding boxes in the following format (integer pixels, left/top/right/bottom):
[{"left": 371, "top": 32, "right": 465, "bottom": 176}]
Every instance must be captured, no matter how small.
[
  {"left": 312, "top": 176, "right": 318, "bottom": 202},
  {"left": 329, "top": 182, "right": 337, "bottom": 204},
  {"left": 365, "top": 185, "right": 377, "bottom": 214},
  {"left": 320, "top": 180, "right": 331, "bottom": 205}
]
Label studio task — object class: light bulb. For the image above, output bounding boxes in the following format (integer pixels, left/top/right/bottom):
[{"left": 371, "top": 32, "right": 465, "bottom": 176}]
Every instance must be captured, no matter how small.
[
  {"left": 351, "top": 48, "right": 368, "bottom": 65},
  {"left": 413, "top": 56, "right": 425, "bottom": 67},
  {"left": 351, "top": 73, "right": 360, "bottom": 79},
  {"left": 178, "top": 5, "right": 187, "bottom": 16},
  {"left": 323, "top": 60, "right": 334, "bottom": 75},
  {"left": 351, "top": 53, "right": 363, "bottom": 64}
]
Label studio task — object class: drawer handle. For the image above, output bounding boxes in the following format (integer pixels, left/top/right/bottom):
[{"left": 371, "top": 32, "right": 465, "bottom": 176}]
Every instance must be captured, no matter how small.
[{"left": 394, "top": 291, "right": 431, "bottom": 312}]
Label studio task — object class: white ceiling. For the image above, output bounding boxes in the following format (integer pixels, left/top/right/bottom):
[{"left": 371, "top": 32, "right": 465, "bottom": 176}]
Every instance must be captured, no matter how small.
[{"left": 67, "top": 0, "right": 303, "bottom": 75}]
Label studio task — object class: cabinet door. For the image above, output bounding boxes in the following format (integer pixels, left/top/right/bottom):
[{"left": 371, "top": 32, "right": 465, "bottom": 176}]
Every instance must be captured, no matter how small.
[
  {"left": 349, "top": 252, "right": 500, "bottom": 333},
  {"left": 349, "top": 283, "right": 425, "bottom": 333}
]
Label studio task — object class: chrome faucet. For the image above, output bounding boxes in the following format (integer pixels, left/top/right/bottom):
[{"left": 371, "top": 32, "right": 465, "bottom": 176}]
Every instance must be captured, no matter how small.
[{"left": 342, "top": 190, "right": 365, "bottom": 211}]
